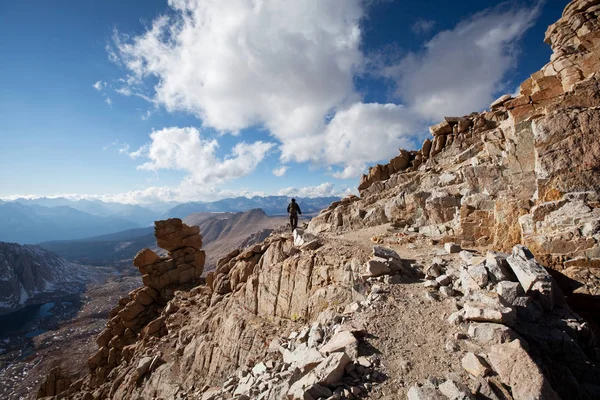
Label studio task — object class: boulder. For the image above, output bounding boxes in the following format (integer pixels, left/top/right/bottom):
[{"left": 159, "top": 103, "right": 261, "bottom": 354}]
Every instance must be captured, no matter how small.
[
  {"left": 461, "top": 352, "right": 490, "bottom": 377},
  {"left": 284, "top": 344, "right": 324, "bottom": 372},
  {"left": 429, "top": 120, "right": 453, "bottom": 136},
  {"left": 467, "top": 264, "right": 489, "bottom": 287},
  {"left": 485, "top": 251, "right": 513, "bottom": 282},
  {"left": 491, "top": 94, "right": 512, "bottom": 109},
  {"left": 438, "top": 380, "right": 474, "bottom": 400},
  {"left": 496, "top": 281, "right": 523, "bottom": 305},
  {"left": 506, "top": 246, "right": 554, "bottom": 310},
  {"left": 362, "top": 259, "right": 391, "bottom": 277},
  {"left": 287, "top": 352, "right": 351, "bottom": 398},
  {"left": 463, "top": 303, "right": 516, "bottom": 326},
  {"left": 488, "top": 340, "right": 560, "bottom": 400},
  {"left": 436, "top": 274, "right": 451, "bottom": 286},
  {"left": 445, "top": 242, "right": 461, "bottom": 254},
  {"left": 319, "top": 331, "right": 358, "bottom": 359}
]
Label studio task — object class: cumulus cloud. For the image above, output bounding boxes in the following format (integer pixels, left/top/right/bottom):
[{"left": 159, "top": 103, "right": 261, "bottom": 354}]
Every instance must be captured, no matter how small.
[
  {"left": 272, "top": 166, "right": 288, "bottom": 177},
  {"left": 133, "top": 126, "right": 275, "bottom": 186},
  {"left": 383, "top": 2, "right": 542, "bottom": 121},
  {"left": 296, "top": 102, "right": 420, "bottom": 174},
  {"left": 109, "top": 0, "right": 542, "bottom": 181},
  {"left": 113, "top": 0, "right": 364, "bottom": 137}
]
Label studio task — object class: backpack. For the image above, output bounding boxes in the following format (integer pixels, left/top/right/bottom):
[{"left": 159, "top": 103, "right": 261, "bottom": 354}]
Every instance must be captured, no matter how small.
[{"left": 288, "top": 202, "right": 300, "bottom": 215}]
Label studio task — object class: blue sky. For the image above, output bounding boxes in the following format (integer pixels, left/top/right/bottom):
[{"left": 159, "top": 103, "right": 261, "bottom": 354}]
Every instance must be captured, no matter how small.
[{"left": 0, "top": 0, "right": 566, "bottom": 203}]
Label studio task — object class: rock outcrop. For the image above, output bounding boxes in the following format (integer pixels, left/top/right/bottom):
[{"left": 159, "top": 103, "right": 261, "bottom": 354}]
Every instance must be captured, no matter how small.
[
  {"left": 80, "top": 218, "right": 206, "bottom": 391},
  {"left": 310, "top": 0, "right": 600, "bottom": 275}
]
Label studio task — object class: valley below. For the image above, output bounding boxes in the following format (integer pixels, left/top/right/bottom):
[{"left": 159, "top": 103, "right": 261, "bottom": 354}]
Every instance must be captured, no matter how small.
[{"left": 0, "top": 274, "right": 141, "bottom": 400}]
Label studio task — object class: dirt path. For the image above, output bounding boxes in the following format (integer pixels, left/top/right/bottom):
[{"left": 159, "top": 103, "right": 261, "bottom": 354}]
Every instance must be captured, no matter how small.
[{"left": 325, "top": 226, "right": 472, "bottom": 398}]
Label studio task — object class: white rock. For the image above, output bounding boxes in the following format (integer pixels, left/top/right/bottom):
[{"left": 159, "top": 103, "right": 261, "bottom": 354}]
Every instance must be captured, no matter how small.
[
  {"left": 467, "top": 264, "right": 489, "bottom": 287},
  {"left": 438, "top": 379, "right": 474, "bottom": 400},
  {"left": 424, "top": 280, "right": 439, "bottom": 289},
  {"left": 439, "top": 286, "right": 455, "bottom": 297},
  {"left": 362, "top": 259, "right": 391, "bottom": 277},
  {"left": 445, "top": 242, "right": 461, "bottom": 254},
  {"left": 319, "top": 331, "right": 358, "bottom": 359},
  {"left": 485, "top": 250, "right": 512, "bottom": 282},
  {"left": 408, "top": 386, "right": 446, "bottom": 400},
  {"left": 506, "top": 245, "right": 554, "bottom": 310},
  {"left": 463, "top": 303, "right": 516, "bottom": 326},
  {"left": 252, "top": 362, "right": 267, "bottom": 376},
  {"left": 436, "top": 274, "right": 451, "bottom": 286}
]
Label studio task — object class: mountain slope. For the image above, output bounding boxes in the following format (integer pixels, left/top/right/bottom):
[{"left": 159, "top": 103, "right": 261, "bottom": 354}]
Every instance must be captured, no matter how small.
[
  {"left": 187, "top": 209, "right": 287, "bottom": 269},
  {"left": 0, "top": 203, "right": 141, "bottom": 244},
  {"left": 39, "top": 209, "right": 287, "bottom": 269},
  {"left": 0, "top": 242, "right": 95, "bottom": 315}
]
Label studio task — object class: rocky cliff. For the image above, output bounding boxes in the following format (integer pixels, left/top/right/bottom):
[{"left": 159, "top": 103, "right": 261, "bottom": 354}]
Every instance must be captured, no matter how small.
[
  {"left": 0, "top": 242, "right": 93, "bottom": 315},
  {"left": 38, "top": 1, "right": 600, "bottom": 399}
]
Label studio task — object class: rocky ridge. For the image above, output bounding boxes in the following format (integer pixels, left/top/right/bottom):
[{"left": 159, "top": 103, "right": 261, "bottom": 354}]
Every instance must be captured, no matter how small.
[{"left": 37, "top": 1, "right": 600, "bottom": 399}]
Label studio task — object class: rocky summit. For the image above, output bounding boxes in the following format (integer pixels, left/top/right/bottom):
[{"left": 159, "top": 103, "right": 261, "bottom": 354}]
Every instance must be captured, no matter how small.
[{"left": 37, "top": 1, "right": 600, "bottom": 400}]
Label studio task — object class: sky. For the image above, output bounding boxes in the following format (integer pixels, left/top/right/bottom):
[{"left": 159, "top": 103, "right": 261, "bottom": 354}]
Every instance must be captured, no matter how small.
[{"left": 0, "top": 0, "right": 567, "bottom": 204}]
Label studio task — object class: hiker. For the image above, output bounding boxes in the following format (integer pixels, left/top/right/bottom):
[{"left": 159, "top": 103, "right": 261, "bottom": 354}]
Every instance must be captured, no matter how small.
[{"left": 287, "top": 198, "right": 302, "bottom": 232}]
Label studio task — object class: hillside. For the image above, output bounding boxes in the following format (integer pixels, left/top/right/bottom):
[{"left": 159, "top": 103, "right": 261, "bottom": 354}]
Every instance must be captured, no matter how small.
[
  {"left": 39, "top": 209, "right": 287, "bottom": 270},
  {"left": 188, "top": 209, "right": 288, "bottom": 270},
  {"left": 32, "top": 1, "right": 600, "bottom": 400},
  {"left": 0, "top": 242, "right": 97, "bottom": 315}
]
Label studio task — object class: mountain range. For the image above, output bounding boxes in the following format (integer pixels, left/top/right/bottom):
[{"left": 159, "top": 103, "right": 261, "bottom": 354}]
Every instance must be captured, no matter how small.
[
  {"left": 39, "top": 209, "right": 287, "bottom": 270},
  {"left": 0, "top": 202, "right": 142, "bottom": 244},
  {"left": 166, "top": 196, "right": 340, "bottom": 218},
  {"left": 0, "top": 196, "right": 338, "bottom": 244}
]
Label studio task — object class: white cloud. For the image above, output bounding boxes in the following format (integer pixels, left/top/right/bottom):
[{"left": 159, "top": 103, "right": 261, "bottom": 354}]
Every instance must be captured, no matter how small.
[
  {"left": 382, "top": 2, "right": 541, "bottom": 121},
  {"left": 93, "top": 81, "right": 106, "bottom": 91},
  {"left": 141, "top": 110, "right": 152, "bottom": 120},
  {"left": 105, "top": 97, "right": 113, "bottom": 106},
  {"left": 128, "top": 144, "right": 148, "bottom": 159},
  {"left": 108, "top": 0, "right": 542, "bottom": 182},
  {"left": 288, "top": 102, "right": 419, "bottom": 176},
  {"left": 117, "top": 143, "right": 130, "bottom": 154},
  {"left": 411, "top": 19, "right": 436, "bottom": 35},
  {"left": 112, "top": 0, "right": 364, "bottom": 137},
  {"left": 278, "top": 182, "right": 339, "bottom": 198},
  {"left": 133, "top": 126, "right": 275, "bottom": 186},
  {"left": 272, "top": 166, "right": 288, "bottom": 177}
]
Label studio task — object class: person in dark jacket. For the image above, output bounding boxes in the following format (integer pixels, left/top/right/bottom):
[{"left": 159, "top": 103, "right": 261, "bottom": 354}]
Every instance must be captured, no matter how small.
[{"left": 287, "top": 198, "right": 302, "bottom": 232}]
